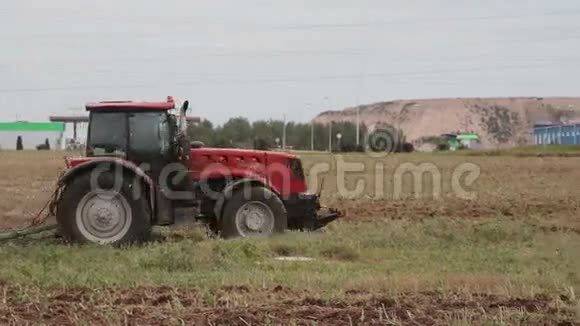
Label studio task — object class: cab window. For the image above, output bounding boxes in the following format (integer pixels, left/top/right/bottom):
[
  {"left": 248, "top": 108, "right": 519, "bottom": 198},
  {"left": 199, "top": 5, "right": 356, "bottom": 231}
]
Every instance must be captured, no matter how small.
[
  {"left": 129, "top": 112, "right": 171, "bottom": 156},
  {"left": 88, "top": 112, "right": 128, "bottom": 156}
]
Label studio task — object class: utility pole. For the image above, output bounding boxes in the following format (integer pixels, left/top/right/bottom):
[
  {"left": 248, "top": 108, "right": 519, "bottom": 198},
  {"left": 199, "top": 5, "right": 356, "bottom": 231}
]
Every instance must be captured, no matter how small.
[
  {"left": 355, "top": 106, "right": 360, "bottom": 146},
  {"left": 328, "top": 121, "right": 332, "bottom": 152},
  {"left": 310, "top": 123, "right": 314, "bottom": 151},
  {"left": 307, "top": 103, "right": 314, "bottom": 151},
  {"left": 321, "top": 96, "right": 332, "bottom": 152},
  {"left": 282, "top": 114, "right": 287, "bottom": 150},
  {"left": 356, "top": 70, "right": 366, "bottom": 148}
]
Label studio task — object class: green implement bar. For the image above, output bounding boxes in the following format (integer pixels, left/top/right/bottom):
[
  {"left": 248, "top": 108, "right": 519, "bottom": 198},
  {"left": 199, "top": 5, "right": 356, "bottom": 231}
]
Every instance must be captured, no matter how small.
[{"left": 0, "top": 122, "right": 65, "bottom": 132}]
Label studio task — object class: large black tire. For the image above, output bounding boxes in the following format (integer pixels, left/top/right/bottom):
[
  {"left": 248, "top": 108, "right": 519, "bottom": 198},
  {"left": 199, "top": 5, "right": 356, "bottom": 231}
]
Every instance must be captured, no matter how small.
[
  {"left": 56, "top": 171, "right": 151, "bottom": 245},
  {"left": 219, "top": 187, "right": 287, "bottom": 238}
]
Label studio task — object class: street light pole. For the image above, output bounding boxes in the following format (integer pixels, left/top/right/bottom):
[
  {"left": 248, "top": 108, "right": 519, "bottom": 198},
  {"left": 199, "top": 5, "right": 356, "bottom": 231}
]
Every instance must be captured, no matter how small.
[
  {"left": 355, "top": 106, "right": 360, "bottom": 146},
  {"left": 320, "top": 96, "right": 333, "bottom": 152}
]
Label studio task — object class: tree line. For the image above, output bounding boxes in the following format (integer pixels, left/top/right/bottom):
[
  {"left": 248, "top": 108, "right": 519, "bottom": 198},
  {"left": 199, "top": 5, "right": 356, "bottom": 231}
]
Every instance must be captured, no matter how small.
[{"left": 187, "top": 117, "right": 368, "bottom": 151}]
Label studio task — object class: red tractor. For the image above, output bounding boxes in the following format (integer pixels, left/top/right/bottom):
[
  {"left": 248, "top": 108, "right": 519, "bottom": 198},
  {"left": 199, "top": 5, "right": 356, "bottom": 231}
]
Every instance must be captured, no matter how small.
[{"left": 52, "top": 97, "right": 339, "bottom": 245}]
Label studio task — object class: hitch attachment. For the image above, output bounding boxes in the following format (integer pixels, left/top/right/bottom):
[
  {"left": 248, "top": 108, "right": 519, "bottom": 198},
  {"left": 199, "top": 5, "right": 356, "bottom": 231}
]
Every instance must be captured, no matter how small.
[
  {"left": 285, "top": 192, "right": 343, "bottom": 231},
  {"left": 315, "top": 207, "right": 342, "bottom": 229}
]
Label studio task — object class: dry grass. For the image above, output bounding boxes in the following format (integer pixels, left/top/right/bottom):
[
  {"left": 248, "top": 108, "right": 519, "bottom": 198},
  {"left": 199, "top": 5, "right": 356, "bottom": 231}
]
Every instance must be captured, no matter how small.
[
  {"left": 1, "top": 218, "right": 579, "bottom": 324},
  {"left": 1, "top": 149, "right": 579, "bottom": 227},
  {"left": 0, "top": 149, "right": 579, "bottom": 324},
  {"left": 298, "top": 151, "right": 580, "bottom": 225},
  {"left": 0, "top": 151, "right": 65, "bottom": 229}
]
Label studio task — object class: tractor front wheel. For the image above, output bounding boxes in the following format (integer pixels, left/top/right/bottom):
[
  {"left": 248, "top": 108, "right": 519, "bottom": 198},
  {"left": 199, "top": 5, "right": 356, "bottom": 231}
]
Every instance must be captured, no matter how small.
[
  {"left": 56, "top": 172, "right": 151, "bottom": 245},
  {"left": 219, "top": 187, "right": 287, "bottom": 238}
]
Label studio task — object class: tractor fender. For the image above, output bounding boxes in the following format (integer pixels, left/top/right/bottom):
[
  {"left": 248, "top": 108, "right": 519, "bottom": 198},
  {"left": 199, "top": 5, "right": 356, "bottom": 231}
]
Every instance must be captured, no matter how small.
[
  {"left": 213, "top": 178, "right": 279, "bottom": 220},
  {"left": 58, "top": 158, "right": 155, "bottom": 210}
]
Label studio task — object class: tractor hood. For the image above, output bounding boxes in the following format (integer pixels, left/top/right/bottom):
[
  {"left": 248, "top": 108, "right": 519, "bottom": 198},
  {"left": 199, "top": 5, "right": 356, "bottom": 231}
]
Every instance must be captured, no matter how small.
[
  {"left": 190, "top": 147, "right": 298, "bottom": 161},
  {"left": 188, "top": 147, "right": 306, "bottom": 195}
]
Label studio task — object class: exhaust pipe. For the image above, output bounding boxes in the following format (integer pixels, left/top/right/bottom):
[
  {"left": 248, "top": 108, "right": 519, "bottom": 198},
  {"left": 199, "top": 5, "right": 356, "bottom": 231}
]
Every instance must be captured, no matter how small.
[{"left": 178, "top": 100, "right": 189, "bottom": 133}]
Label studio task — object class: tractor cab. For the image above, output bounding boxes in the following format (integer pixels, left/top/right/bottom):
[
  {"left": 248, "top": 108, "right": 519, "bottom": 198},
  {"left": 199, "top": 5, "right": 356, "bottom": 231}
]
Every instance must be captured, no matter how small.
[
  {"left": 85, "top": 96, "right": 186, "bottom": 166},
  {"left": 83, "top": 97, "right": 194, "bottom": 203}
]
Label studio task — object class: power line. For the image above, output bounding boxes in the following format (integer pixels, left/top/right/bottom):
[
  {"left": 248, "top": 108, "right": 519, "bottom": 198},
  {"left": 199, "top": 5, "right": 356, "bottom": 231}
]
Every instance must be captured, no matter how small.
[
  {"left": 270, "top": 9, "right": 580, "bottom": 30},
  {"left": 0, "top": 62, "right": 571, "bottom": 94}
]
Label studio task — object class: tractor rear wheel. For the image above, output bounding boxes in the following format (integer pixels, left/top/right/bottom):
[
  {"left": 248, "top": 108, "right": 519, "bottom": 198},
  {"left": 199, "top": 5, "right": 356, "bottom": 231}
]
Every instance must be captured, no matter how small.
[
  {"left": 219, "top": 186, "right": 287, "bottom": 238},
  {"left": 56, "top": 171, "right": 151, "bottom": 245}
]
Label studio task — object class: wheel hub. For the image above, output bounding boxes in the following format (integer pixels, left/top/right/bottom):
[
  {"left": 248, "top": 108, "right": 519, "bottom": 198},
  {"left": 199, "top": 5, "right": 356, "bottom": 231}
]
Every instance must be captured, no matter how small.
[
  {"left": 92, "top": 206, "right": 117, "bottom": 229},
  {"left": 235, "top": 201, "right": 275, "bottom": 236},
  {"left": 244, "top": 210, "right": 265, "bottom": 231},
  {"left": 76, "top": 191, "right": 132, "bottom": 244}
]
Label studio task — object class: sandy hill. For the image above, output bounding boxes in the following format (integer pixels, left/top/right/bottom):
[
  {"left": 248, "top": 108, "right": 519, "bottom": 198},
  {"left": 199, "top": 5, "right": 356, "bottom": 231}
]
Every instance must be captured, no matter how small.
[{"left": 313, "top": 97, "right": 580, "bottom": 148}]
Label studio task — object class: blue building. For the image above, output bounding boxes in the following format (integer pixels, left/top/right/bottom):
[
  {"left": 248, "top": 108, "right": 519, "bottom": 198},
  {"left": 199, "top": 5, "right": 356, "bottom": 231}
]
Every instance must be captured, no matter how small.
[{"left": 533, "top": 123, "right": 580, "bottom": 145}]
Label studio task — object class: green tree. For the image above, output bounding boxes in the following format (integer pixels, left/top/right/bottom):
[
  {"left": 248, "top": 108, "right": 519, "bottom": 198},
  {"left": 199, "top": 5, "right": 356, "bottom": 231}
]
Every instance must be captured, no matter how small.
[
  {"left": 211, "top": 130, "right": 231, "bottom": 148},
  {"left": 330, "top": 121, "right": 365, "bottom": 152},
  {"left": 252, "top": 120, "right": 275, "bottom": 142},
  {"left": 187, "top": 119, "right": 215, "bottom": 146},
  {"left": 221, "top": 117, "right": 252, "bottom": 147},
  {"left": 184, "top": 117, "right": 366, "bottom": 151},
  {"left": 253, "top": 137, "right": 272, "bottom": 150},
  {"left": 285, "top": 122, "right": 311, "bottom": 150},
  {"left": 312, "top": 123, "right": 328, "bottom": 151},
  {"left": 251, "top": 120, "right": 277, "bottom": 150}
]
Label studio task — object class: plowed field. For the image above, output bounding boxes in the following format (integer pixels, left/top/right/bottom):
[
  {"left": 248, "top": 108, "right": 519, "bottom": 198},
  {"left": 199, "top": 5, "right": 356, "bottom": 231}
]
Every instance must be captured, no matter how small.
[{"left": 0, "top": 150, "right": 579, "bottom": 325}]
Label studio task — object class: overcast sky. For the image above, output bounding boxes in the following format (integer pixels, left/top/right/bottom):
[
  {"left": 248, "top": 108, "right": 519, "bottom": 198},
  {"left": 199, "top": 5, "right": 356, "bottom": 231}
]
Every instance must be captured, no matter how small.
[{"left": 1, "top": 0, "right": 580, "bottom": 125}]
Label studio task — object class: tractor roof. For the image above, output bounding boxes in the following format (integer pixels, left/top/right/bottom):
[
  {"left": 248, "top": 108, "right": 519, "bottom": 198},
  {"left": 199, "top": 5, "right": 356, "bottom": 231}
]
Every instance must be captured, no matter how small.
[{"left": 85, "top": 96, "right": 175, "bottom": 112}]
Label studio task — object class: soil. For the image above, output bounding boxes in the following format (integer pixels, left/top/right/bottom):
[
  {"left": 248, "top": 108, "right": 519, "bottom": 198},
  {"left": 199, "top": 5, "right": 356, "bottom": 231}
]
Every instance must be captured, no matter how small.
[
  {"left": 0, "top": 286, "right": 577, "bottom": 325},
  {"left": 1, "top": 154, "right": 579, "bottom": 325},
  {"left": 2, "top": 152, "right": 580, "bottom": 230},
  {"left": 330, "top": 195, "right": 580, "bottom": 222}
]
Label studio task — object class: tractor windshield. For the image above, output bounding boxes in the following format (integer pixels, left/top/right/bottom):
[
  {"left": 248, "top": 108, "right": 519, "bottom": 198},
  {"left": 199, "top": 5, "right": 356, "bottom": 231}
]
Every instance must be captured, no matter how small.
[
  {"left": 88, "top": 112, "right": 128, "bottom": 156},
  {"left": 128, "top": 112, "right": 172, "bottom": 157}
]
